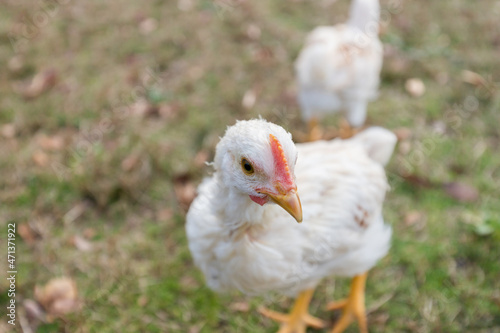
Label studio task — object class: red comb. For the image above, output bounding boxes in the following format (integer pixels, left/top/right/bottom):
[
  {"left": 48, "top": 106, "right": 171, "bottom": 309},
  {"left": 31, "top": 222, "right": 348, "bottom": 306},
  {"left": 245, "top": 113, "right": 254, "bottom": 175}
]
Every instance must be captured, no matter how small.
[{"left": 269, "top": 134, "right": 294, "bottom": 189}]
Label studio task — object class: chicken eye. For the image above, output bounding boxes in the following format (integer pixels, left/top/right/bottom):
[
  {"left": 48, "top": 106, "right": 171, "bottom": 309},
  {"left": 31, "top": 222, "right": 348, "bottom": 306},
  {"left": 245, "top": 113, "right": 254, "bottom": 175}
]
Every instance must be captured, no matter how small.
[{"left": 241, "top": 158, "right": 254, "bottom": 175}]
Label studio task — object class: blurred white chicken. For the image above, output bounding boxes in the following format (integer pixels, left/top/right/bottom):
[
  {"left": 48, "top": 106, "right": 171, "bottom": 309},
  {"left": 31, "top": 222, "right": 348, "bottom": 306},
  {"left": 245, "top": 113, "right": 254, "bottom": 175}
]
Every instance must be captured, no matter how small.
[
  {"left": 295, "top": 0, "right": 383, "bottom": 140},
  {"left": 186, "top": 119, "right": 396, "bottom": 333}
]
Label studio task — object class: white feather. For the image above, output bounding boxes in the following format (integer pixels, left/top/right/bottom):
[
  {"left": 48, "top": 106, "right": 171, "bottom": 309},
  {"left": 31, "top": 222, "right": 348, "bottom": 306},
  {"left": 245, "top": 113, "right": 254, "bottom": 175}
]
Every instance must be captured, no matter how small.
[
  {"left": 295, "top": 0, "right": 383, "bottom": 127},
  {"left": 186, "top": 119, "right": 395, "bottom": 297}
]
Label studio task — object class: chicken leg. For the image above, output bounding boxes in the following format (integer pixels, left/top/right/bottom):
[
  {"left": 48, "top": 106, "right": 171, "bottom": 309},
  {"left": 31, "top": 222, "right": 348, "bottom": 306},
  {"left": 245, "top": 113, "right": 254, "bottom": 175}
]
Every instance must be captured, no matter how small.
[
  {"left": 307, "top": 118, "right": 323, "bottom": 142},
  {"left": 339, "top": 118, "right": 361, "bottom": 139},
  {"left": 327, "top": 272, "right": 368, "bottom": 333},
  {"left": 259, "top": 288, "right": 325, "bottom": 333}
]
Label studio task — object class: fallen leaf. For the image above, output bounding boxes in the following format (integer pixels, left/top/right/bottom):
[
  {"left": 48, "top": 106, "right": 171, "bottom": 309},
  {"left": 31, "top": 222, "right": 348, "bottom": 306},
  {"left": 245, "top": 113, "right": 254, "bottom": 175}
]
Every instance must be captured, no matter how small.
[
  {"left": 383, "top": 45, "right": 410, "bottom": 76},
  {"left": 23, "top": 299, "right": 46, "bottom": 322},
  {"left": 32, "top": 151, "right": 49, "bottom": 167},
  {"left": 131, "top": 100, "right": 157, "bottom": 117},
  {"left": 18, "top": 223, "right": 39, "bottom": 245},
  {"left": 83, "top": 228, "right": 96, "bottom": 239},
  {"left": 230, "top": 301, "right": 250, "bottom": 312},
  {"left": 431, "top": 121, "right": 446, "bottom": 135},
  {"left": 156, "top": 208, "right": 173, "bottom": 221},
  {"left": 34, "top": 277, "right": 80, "bottom": 320},
  {"left": 404, "top": 211, "right": 424, "bottom": 227},
  {"left": 1, "top": 124, "right": 16, "bottom": 139},
  {"left": 393, "top": 127, "right": 412, "bottom": 141},
  {"left": 443, "top": 182, "right": 479, "bottom": 202},
  {"left": 253, "top": 46, "right": 274, "bottom": 63},
  {"left": 188, "top": 66, "right": 204, "bottom": 81},
  {"left": 137, "top": 295, "right": 148, "bottom": 307},
  {"left": 63, "top": 202, "right": 88, "bottom": 224},
  {"left": 139, "top": 17, "right": 158, "bottom": 35},
  {"left": 21, "top": 69, "right": 58, "bottom": 99},
  {"left": 121, "top": 153, "right": 141, "bottom": 171},
  {"left": 492, "top": 293, "right": 500, "bottom": 309},
  {"left": 178, "top": 0, "right": 194, "bottom": 11},
  {"left": 71, "top": 235, "right": 93, "bottom": 252},
  {"left": 189, "top": 325, "right": 203, "bottom": 333},
  {"left": 435, "top": 72, "right": 449, "bottom": 85},
  {"left": 401, "top": 173, "right": 435, "bottom": 188},
  {"left": 173, "top": 174, "right": 197, "bottom": 211},
  {"left": 242, "top": 89, "right": 257, "bottom": 109},
  {"left": 37, "top": 134, "right": 65, "bottom": 151},
  {"left": 405, "top": 78, "right": 425, "bottom": 97},
  {"left": 397, "top": 140, "right": 411, "bottom": 155},
  {"left": 194, "top": 150, "right": 209, "bottom": 168},
  {"left": 246, "top": 24, "right": 261, "bottom": 40},
  {"left": 158, "top": 103, "right": 180, "bottom": 120},
  {"left": 461, "top": 70, "right": 486, "bottom": 86},
  {"left": 8, "top": 55, "right": 24, "bottom": 73},
  {"left": 371, "top": 313, "right": 389, "bottom": 325},
  {"left": 180, "top": 275, "right": 198, "bottom": 289}
]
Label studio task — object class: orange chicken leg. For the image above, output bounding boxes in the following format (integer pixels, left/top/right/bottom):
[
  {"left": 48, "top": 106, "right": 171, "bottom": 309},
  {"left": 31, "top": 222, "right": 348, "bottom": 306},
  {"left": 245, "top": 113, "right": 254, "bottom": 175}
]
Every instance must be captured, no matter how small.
[
  {"left": 328, "top": 273, "right": 368, "bottom": 333},
  {"left": 259, "top": 288, "right": 325, "bottom": 333}
]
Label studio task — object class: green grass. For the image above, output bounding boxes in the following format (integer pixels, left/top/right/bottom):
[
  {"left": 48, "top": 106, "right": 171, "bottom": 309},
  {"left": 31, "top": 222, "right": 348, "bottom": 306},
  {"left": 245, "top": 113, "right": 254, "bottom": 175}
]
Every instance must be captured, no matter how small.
[{"left": 0, "top": 0, "right": 499, "bottom": 332}]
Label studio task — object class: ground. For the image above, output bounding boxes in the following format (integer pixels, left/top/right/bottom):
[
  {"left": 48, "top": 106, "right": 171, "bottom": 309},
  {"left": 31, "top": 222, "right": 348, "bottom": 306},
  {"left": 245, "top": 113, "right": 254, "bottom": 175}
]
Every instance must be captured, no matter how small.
[{"left": 0, "top": 0, "right": 499, "bottom": 332}]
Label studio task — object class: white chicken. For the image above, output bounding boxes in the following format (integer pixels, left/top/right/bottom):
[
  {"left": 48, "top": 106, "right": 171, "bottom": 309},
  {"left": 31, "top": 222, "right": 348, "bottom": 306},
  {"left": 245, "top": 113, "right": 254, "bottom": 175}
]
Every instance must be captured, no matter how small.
[
  {"left": 186, "top": 119, "right": 396, "bottom": 333},
  {"left": 295, "top": 0, "right": 383, "bottom": 140}
]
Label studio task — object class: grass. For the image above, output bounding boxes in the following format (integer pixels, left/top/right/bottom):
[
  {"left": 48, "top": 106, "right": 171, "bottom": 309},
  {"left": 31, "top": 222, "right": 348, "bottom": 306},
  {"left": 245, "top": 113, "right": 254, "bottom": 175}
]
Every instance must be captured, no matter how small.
[{"left": 0, "top": 0, "right": 499, "bottom": 332}]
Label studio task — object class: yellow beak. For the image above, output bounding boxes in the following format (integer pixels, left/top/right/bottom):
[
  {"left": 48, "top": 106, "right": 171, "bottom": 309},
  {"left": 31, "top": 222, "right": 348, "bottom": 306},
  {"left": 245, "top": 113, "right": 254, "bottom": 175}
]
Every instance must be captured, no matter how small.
[{"left": 266, "top": 189, "right": 303, "bottom": 223}]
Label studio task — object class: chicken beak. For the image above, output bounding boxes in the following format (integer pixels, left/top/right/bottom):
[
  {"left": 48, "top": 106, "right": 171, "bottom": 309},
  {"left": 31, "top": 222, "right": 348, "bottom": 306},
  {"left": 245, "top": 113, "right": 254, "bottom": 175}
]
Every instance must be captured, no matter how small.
[{"left": 267, "top": 189, "right": 303, "bottom": 223}]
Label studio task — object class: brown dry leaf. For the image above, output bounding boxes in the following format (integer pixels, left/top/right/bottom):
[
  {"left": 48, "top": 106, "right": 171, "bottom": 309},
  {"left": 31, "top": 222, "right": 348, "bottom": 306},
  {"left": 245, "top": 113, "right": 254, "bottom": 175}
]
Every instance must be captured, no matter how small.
[
  {"left": 229, "top": 301, "right": 250, "bottom": 312},
  {"left": 173, "top": 174, "right": 197, "bottom": 211},
  {"left": 405, "top": 78, "right": 425, "bottom": 97},
  {"left": 21, "top": 69, "right": 58, "bottom": 99},
  {"left": 23, "top": 299, "right": 46, "bottom": 322},
  {"left": 404, "top": 211, "right": 423, "bottom": 226},
  {"left": 37, "top": 134, "right": 65, "bottom": 151},
  {"left": 246, "top": 24, "right": 261, "bottom": 40},
  {"left": 139, "top": 17, "right": 158, "bottom": 35},
  {"left": 492, "top": 292, "right": 500, "bottom": 309},
  {"left": 1, "top": 124, "right": 16, "bottom": 139},
  {"left": 383, "top": 45, "right": 410, "bottom": 76},
  {"left": 180, "top": 275, "right": 198, "bottom": 289},
  {"left": 443, "top": 182, "right": 479, "bottom": 203},
  {"left": 137, "top": 295, "right": 148, "bottom": 307},
  {"left": 18, "top": 223, "right": 39, "bottom": 245},
  {"left": 63, "top": 201, "right": 88, "bottom": 224},
  {"left": 71, "top": 235, "right": 93, "bottom": 252},
  {"left": 34, "top": 277, "right": 80, "bottom": 320},
  {"left": 194, "top": 150, "right": 210, "bottom": 168},
  {"left": 397, "top": 140, "right": 411, "bottom": 155},
  {"left": 253, "top": 46, "right": 274, "bottom": 63},
  {"left": 83, "top": 228, "right": 96, "bottom": 239},
  {"left": 8, "top": 55, "right": 24, "bottom": 73},
  {"left": 371, "top": 313, "right": 389, "bottom": 325},
  {"left": 404, "top": 211, "right": 426, "bottom": 231},
  {"left": 393, "top": 127, "right": 412, "bottom": 141},
  {"left": 178, "top": 0, "right": 194, "bottom": 11},
  {"left": 188, "top": 66, "right": 205, "bottom": 81},
  {"left": 189, "top": 325, "right": 203, "bottom": 333},
  {"left": 401, "top": 173, "right": 435, "bottom": 188},
  {"left": 435, "top": 72, "right": 449, "bottom": 86},
  {"left": 242, "top": 89, "right": 257, "bottom": 109},
  {"left": 156, "top": 208, "right": 173, "bottom": 221},
  {"left": 158, "top": 103, "right": 180, "bottom": 120},
  {"left": 131, "top": 100, "right": 157, "bottom": 117},
  {"left": 121, "top": 153, "right": 141, "bottom": 171},
  {"left": 32, "top": 151, "right": 49, "bottom": 167},
  {"left": 461, "top": 70, "right": 486, "bottom": 86}
]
